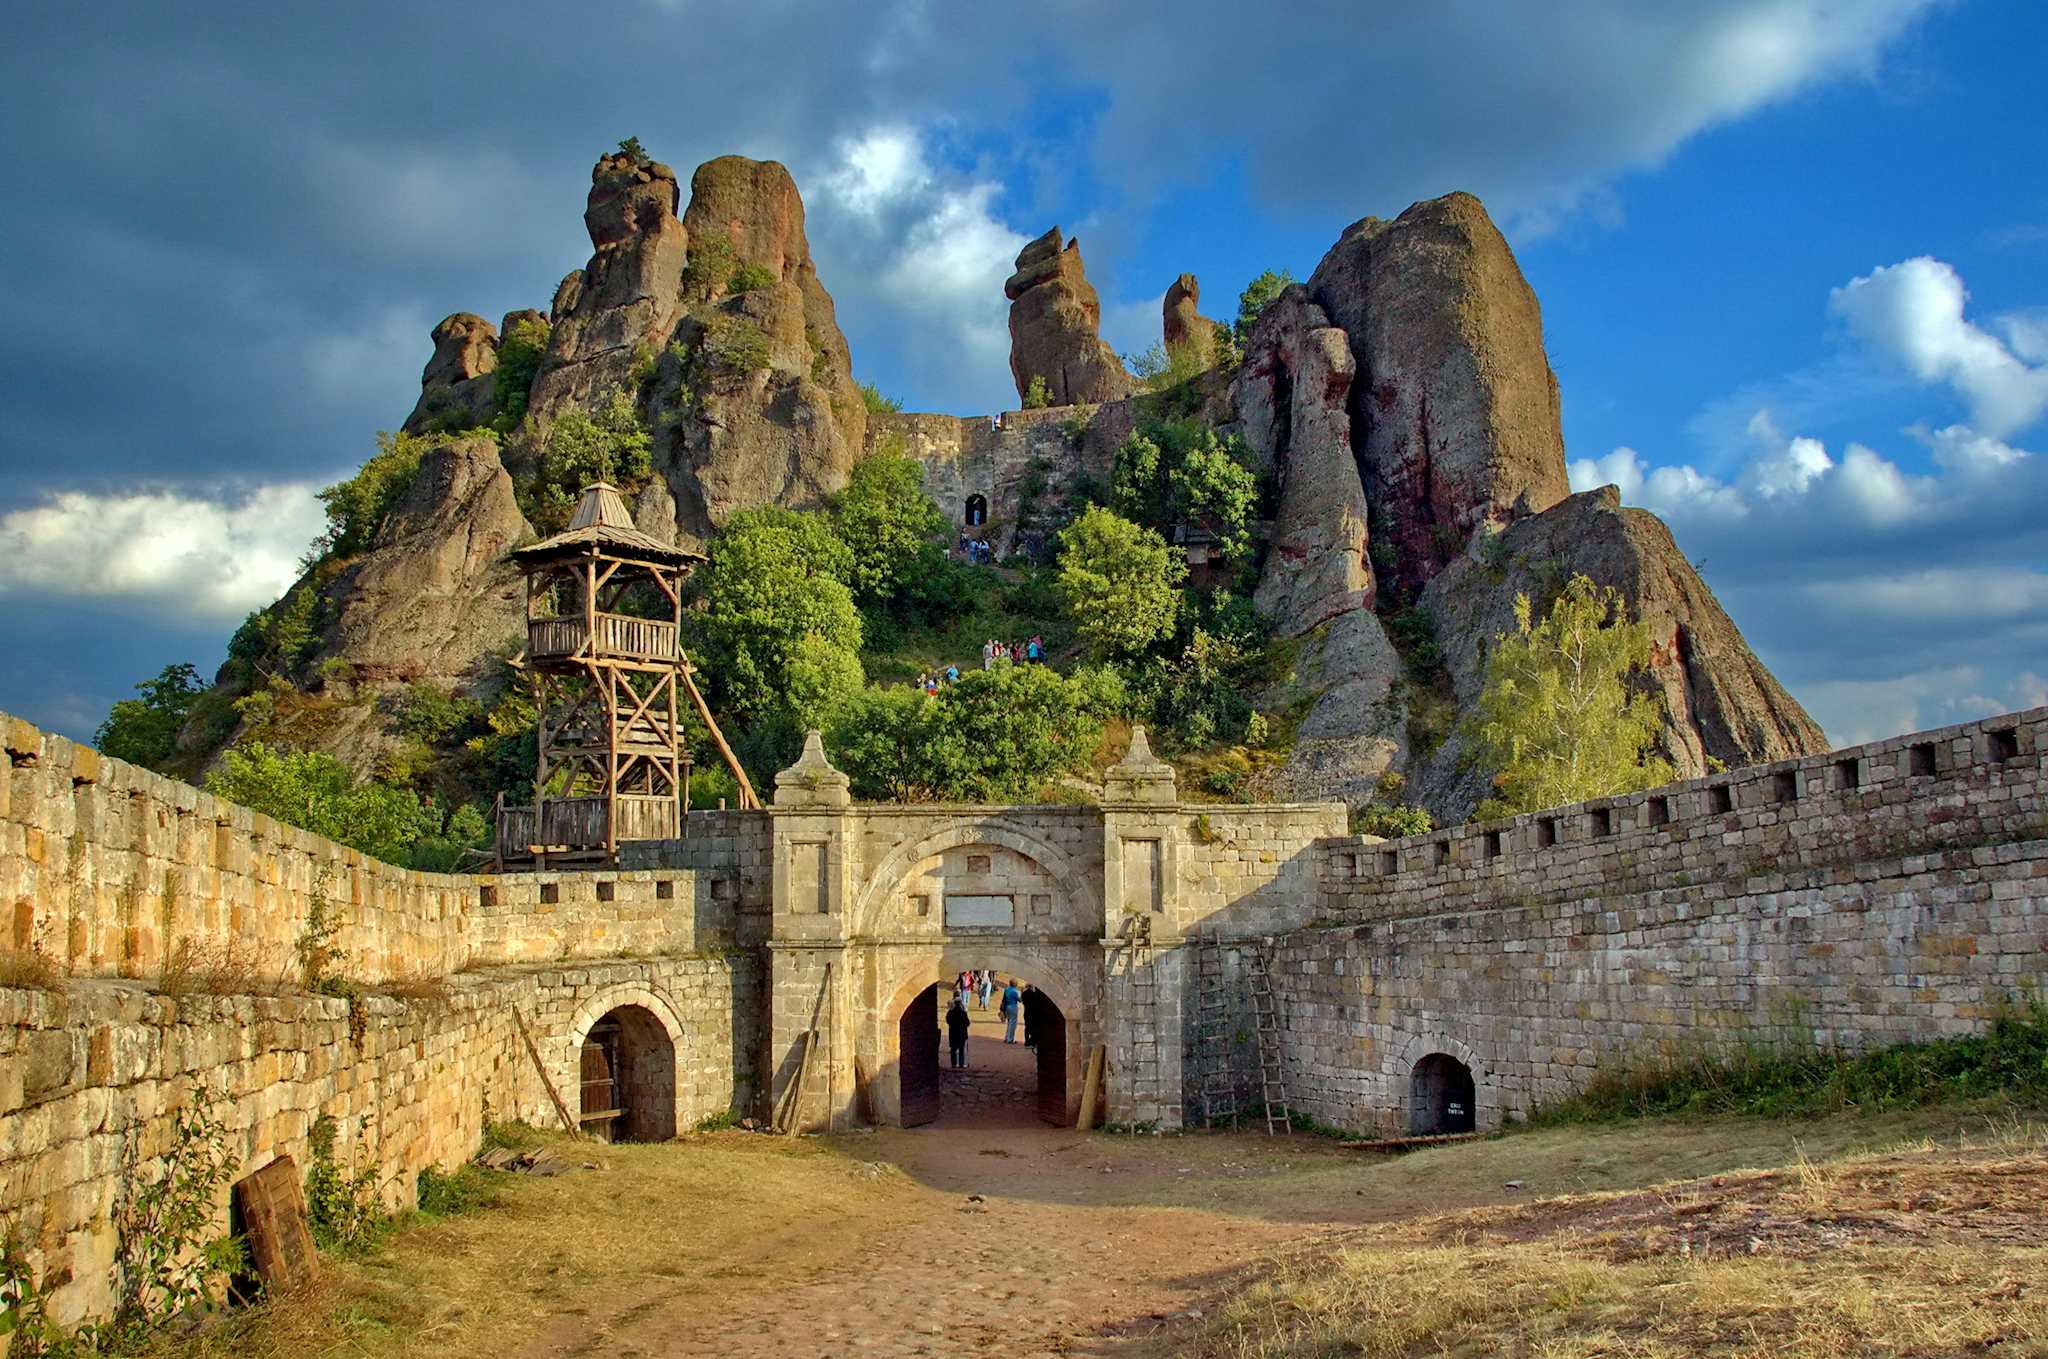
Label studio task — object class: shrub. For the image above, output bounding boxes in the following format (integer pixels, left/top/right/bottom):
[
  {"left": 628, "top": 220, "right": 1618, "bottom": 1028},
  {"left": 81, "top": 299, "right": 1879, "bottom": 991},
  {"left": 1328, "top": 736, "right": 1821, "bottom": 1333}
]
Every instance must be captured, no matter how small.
[
  {"left": 491, "top": 314, "right": 550, "bottom": 430},
  {"left": 1111, "top": 422, "right": 1260, "bottom": 562},
  {"left": 1351, "top": 802, "right": 1433, "bottom": 838},
  {"left": 304, "top": 1115, "right": 383, "bottom": 1253},
  {"left": 1022, "top": 374, "right": 1052, "bottom": 409},
  {"left": 95, "top": 662, "right": 204, "bottom": 772},
  {"left": 703, "top": 316, "right": 772, "bottom": 374},
  {"left": 316, "top": 431, "right": 430, "bottom": 559},
  {"left": 206, "top": 743, "right": 443, "bottom": 867},
  {"left": 727, "top": 260, "right": 777, "bottom": 294},
  {"left": 416, "top": 1165, "right": 497, "bottom": 1218},
  {"left": 516, "top": 388, "right": 653, "bottom": 531},
  {"left": 1055, "top": 507, "right": 1185, "bottom": 658},
  {"left": 680, "top": 229, "right": 737, "bottom": 301},
  {"left": 616, "top": 135, "right": 649, "bottom": 164},
  {"left": 858, "top": 382, "right": 903, "bottom": 415}
]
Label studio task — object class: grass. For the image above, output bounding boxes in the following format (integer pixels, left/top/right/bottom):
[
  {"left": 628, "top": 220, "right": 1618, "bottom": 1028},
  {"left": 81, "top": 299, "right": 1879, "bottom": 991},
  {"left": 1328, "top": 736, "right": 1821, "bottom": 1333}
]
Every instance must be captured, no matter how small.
[
  {"left": 1523, "top": 1000, "right": 2048, "bottom": 1126},
  {"left": 0, "top": 942, "right": 62, "bottom": 990}
]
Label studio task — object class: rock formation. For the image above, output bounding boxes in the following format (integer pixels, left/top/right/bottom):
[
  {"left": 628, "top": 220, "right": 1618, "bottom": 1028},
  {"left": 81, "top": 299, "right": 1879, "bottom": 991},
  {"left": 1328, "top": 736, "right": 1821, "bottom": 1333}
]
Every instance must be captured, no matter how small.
[
  {"left": 402, "top": 312, "right": 499, "bottom": 434},
  {"left": 1162, "top": 272, "right": 1219, "bottom": 365},
  {"left": 525, "top": 152, "right": 689, "bottom": 419},
  {"left": 1235, "top": 287, "right": 1373, "bottom": 631},
  {"left": 302, "top": 437, "right": 534, "bottom": 766},
  {"left": 1248, "top": 191, "right": 1823, "bottom": 818},
  {"left": 1416, "top": 487, "right": 1828, "bottom": 808},
  {"left": 645, "top": 155, "right": 865, "bottom": 543},
  {"left": 1306, "top": 193, "right": 1569, "bottom": 591},
  {"left": 1005, "top": 228, "right": 1132, "bottom": 406}
]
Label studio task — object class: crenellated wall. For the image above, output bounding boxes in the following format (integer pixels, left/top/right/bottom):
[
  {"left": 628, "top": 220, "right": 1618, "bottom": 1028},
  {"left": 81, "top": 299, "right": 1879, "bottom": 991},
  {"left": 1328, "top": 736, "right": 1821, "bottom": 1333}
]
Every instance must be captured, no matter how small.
[{"left": 1272, "top": 706, "right": 2048, "bottom": 1135}]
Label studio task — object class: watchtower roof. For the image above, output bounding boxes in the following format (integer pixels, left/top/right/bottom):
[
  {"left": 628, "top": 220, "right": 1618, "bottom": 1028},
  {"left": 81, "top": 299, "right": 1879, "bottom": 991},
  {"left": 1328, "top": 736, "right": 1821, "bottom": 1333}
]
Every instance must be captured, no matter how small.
[{"left": 511, "top": 483, "right": 704, "bottom": 567}]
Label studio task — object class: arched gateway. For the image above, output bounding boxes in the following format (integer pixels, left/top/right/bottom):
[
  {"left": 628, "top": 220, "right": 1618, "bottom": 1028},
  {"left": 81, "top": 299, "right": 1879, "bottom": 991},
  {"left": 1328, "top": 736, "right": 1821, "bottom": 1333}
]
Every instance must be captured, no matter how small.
[{"left": 760, "top": 728, "right": 1348, "bottom": 1134}]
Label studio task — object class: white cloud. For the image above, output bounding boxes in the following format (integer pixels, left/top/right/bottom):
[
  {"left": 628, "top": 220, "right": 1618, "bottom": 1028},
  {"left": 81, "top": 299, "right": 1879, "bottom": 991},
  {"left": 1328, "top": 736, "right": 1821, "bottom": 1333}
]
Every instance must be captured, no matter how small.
[
  {"left": 0, "top": 484, "right": 325, "bottom": 623},
  {"left": 1828, "top": 256, "right": 2048, "bottom": 437},
  {"left": 1567, "top": 446, "right": 1749, "bottom": 520}
]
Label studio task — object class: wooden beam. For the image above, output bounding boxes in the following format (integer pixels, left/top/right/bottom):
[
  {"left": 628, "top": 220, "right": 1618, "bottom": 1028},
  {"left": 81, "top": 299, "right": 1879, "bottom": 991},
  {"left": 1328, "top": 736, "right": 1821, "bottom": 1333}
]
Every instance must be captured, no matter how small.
[
  {"left": 513, "top": 1007, "right": 581, "bottom": 1138},
  {"left": 679, "top": 667, "right": 761, "bottom": 810},
  {"left": 1076, "top": 1045, "right": 1106, "bottom": 1131}
]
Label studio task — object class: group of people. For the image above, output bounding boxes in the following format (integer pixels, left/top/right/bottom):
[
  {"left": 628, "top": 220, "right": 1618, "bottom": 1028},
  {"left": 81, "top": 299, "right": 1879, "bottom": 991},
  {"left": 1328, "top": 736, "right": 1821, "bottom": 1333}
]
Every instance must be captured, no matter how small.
[
  {"left": 981, "top": 636, "right": 1045, "bottom": 668},
  {"left": 913, "top": 665, "right": 961, "bottom": 694},
  {"left": 944, "top": 969, "right": 1036, "bottom": 1069},
  {"left": 959, "top": 535, "right": 996, "bottom": 564}
]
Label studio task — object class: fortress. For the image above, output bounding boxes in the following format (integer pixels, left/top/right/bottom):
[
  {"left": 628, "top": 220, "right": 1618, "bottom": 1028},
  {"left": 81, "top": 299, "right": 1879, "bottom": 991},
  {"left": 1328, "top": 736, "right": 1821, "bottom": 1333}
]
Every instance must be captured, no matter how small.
[{"left": 2, "top": 701, "right": 2041, "bottom": 1325}]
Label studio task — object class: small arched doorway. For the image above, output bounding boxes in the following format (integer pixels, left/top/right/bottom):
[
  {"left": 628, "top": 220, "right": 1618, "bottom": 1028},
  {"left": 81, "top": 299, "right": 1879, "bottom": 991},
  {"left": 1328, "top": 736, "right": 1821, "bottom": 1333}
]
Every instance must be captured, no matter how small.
[
  {"left": 896, "top": 977, "right": 1068, "bottom": 1128},
  {"left": 578, "top": 1005, "right": 678, "bottom": 1142},
  {"left": 964, "top": 494, "right": 988, "bottom": 527},
  {"left": 1409, "top": 1052, "right": 1476, "bottom": 1135}
]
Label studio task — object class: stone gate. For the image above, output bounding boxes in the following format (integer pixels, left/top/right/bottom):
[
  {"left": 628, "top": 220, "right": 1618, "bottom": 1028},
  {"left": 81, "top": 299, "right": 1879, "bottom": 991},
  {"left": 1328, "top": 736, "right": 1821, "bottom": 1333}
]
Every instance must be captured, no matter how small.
[{"left": 765, "top": 728, "right": 1344, "bottom": 1131}]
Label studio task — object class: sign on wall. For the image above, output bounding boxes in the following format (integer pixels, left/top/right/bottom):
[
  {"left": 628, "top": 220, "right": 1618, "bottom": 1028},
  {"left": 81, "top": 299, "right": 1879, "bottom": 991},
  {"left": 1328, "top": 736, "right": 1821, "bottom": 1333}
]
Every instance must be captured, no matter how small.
[{"left": 944, "top": 894, "right": 1015, "bottom": 929}]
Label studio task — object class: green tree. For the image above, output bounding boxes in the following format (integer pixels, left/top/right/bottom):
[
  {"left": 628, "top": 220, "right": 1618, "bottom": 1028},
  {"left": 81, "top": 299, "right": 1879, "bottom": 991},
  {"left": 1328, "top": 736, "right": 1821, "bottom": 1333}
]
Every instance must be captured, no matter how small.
[
  {"left": 1021, "top": 374, "right": 1052, "bottom": 409},
  {"left": 491, "top": 313, "right": 551, "bottom": 430},
  {"left": 1234, "top": 268, "right": 1296, "bottom": 342},
  {"left": 829, "top": 450, "right": 945, "bottom": 604},
  {"left": 617, "top": 135, "right": 650, "bottom": 163},
  {"left": 1111, "top": 423, "right": 1261, "bottom": 562},
  {"left": 316, "top": 430, "right": 430, "bottom": 558},
  {"left": 95, "top": 663, "right": 204, "bottom": 771},
  {"left": 697, "top": 507, "right": 862, "bottom": 722},
  {"left": 518, "top": 388, "right": 653, "bottom": 530},
  {"left": 1470, "top": 574, "right": 1675, "bottom": 817},
  {"left": 1055, "top": 507, "right": 1185, "bottom": 658},
  {"left": 205, "top": 743, "right": 447, "bottom": 866}
]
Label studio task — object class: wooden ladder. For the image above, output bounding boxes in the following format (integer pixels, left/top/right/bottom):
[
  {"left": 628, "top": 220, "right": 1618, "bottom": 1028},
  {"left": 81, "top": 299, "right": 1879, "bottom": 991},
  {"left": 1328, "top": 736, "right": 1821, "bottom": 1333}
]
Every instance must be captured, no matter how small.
[
  {"left": 1247, "top": 942, "right": 1292, "bottom": 1136},
  {"left": 1194, "top": 931, "right": 1237, "bottom": 1129}
]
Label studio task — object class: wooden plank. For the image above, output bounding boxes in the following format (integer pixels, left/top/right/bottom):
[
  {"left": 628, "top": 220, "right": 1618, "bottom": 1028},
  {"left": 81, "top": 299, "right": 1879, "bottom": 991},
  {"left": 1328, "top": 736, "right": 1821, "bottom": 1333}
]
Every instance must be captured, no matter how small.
[
  {"left": 1075, "top": 1044, "right": 1106, "bottom": 1130},
  {"left": 512, "top": 1006, "right": 581, "bottom": 1137},
  {"left": 233, "top": 1155, "right": 317, "bottom": 1292}
]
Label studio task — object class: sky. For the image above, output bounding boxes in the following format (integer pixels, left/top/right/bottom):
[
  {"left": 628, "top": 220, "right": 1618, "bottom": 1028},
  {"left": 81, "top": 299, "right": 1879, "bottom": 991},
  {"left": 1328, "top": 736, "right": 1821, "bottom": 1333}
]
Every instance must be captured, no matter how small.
[{"left": 0, "top": 0, "right": 2043, "bottom": 747}]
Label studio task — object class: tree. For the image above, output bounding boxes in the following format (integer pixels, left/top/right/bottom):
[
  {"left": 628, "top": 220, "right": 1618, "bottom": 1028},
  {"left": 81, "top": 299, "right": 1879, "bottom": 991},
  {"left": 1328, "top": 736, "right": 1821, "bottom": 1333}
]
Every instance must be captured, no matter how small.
[
  {"left": 617, "top": 135, "right": 650, "bottom": 163},
  {"left": 697, "top": 507, "right": 862, "bottom": 723},
  {"left": 1111, "top": 423, "right": 1260, "bottom": 562},
  {"left": 517, "top": 388, "right": 653, "bottom": 530},
  {"left": 205, "top": 742, "right": 449, "bottom": 866},
  {"left": 95, "top": 663, "right": 204, "bottom": 771},
  {"left": 1055, "top": 507, "right": 1185, "bottom": 658},
  {"left": 1022, "top": 374, "right": 1052, "bottom": 409},
  {"left": 316, "top": 430, "right": 429, "bottom": 559},
  {"left": 1234, "top": 268, "right": 1296, "bottom": 343},
  {"left": 1470, "top": 574, "right": 1675, "bottom": 817},
  {"left": 857, "top": 382, "right": 903, "bottom": 415},
  {"left": 829, "top": 450, "right": 945, "bottom": 604}
]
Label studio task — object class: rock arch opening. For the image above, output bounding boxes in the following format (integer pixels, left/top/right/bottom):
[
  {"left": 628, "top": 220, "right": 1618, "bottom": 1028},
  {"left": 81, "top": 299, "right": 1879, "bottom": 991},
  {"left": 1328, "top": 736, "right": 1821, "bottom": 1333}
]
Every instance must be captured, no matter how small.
[
  {"left": 1408, "top": 1052, "right": 1476, "bottom": 1135},
  {"left": 896, "top": 976, "right": 1068, "bottom": 1128},
  {"left": 578, "top": 1004, "right": 677, "bottom": 1142},
  {"left": 964, "top": 493, "right": 988, "bottom": 527}
]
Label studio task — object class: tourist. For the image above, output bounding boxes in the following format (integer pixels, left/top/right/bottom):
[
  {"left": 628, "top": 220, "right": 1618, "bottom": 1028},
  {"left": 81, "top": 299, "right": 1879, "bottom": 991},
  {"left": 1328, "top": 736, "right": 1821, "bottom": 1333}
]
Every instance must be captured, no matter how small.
[
  {"left": 977, "top": 969, "right": 994, "bottom": 1009},
  {"left": 982, "top": 639, "right": 995, "bottom": 670},
  {"left": 1000, "top": 979, "right": 1023, "bottom": 1043},
  {"left": 945, "top": 663, "right": 959, "bottom": 684},
  {"left": 946, "top": 994, "right": 971, "bottom": 1069},
  {"left": 1026, "top": 636, "right": 1042, "bottom": 664}
]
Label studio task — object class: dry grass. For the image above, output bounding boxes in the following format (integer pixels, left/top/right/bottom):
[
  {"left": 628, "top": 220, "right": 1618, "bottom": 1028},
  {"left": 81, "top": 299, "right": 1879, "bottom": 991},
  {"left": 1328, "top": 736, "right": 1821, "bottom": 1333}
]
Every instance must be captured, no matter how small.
[
  {"left": 156, "top": 936, "right": 288, "bottom": 998},
  {"left": 377, "top": 966, "right": 455, "bottom": 1011},
  {"left": 0, "top": 942, "right": 63, "bottom": 990}
]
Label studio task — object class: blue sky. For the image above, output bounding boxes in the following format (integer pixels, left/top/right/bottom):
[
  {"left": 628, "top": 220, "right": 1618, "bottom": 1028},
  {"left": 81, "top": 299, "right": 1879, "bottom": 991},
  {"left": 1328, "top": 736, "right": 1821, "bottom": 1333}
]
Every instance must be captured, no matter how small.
[{"left": 0, "top": 1, "right": 2042, "bottom": 746}]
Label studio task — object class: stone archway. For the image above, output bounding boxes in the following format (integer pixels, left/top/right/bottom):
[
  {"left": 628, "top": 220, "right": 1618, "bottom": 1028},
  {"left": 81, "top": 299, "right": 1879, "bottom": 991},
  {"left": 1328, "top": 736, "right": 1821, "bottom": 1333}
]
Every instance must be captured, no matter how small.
[
  {"left": 850, "top": 820, "right": 1102, "bottom": 937},
  {"left": 1390, "top": 1031, "right": 1489, "bottom": 1134},
  {"left": 563, "top": 985, "right": 687, "bottom": 1142},
  {"left": 875, "top": 949, "right": 1086, "bottom": 1129}
]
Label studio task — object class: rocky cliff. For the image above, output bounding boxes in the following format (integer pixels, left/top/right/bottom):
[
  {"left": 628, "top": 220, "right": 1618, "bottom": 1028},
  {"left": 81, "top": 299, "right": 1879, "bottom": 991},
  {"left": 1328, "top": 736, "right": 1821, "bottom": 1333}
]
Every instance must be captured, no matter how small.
[
  {"left": 1005, "top": 228, "right": 1132, "bottom": 405},
  {"left": 1162, "top": 272, "right": 1219, "bottom": 365},
  {"left": 1243, "top": 193, "right": 1823, "bottom": 817}
]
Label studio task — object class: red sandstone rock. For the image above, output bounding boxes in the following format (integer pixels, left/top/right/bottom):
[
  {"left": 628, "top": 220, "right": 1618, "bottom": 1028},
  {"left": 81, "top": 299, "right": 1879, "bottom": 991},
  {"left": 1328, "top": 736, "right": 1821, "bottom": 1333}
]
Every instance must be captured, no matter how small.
[
  {"left": 1162, "top": 272, "right": 1219, "bottom": 365},
  {"left": 402, "top": 312, "right": 499, "bottom": 434},
  {"left": 1005, "top": 228, "right": 1132, "bottom": 406}
]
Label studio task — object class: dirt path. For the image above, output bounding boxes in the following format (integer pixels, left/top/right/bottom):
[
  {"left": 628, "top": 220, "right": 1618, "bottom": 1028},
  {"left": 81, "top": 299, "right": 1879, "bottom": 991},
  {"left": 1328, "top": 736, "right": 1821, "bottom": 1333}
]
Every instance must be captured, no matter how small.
[{"left": 515, "top": 1009, "right": 1315, "bottom": 1357}]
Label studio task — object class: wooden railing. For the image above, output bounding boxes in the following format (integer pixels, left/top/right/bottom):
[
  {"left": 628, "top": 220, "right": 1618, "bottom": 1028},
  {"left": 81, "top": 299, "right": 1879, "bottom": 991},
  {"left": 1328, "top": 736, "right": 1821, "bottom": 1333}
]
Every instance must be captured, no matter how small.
[
  {"left": 527, "top": 613, "right": 679, "bottom": 661},
  {"left": 497, "top": 795, "right": 679, "bottom": 851}
]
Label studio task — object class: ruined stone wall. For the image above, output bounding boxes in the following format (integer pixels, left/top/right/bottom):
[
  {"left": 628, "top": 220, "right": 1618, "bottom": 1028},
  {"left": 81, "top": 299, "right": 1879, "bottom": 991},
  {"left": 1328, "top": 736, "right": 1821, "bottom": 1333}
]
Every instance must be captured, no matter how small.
[
  {"left": 0, "top": 711, "right": 770, "bottom": 985},
  {"left": 0, "top": 954, "right": 760, "bottom": 1329},
  {"left": 867, "top": 405, "right": 1124, "bottom": 560},
  {"left": 1270, "top": 707, "right": 2047, "bottom": 1134}
]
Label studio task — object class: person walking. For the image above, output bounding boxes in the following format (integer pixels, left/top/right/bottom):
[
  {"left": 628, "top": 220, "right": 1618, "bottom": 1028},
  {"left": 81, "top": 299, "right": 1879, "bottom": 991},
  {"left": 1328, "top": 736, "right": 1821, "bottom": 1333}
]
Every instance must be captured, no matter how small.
[
  {"left": 946, "top": 994, "right": 971, "bottom": 1069},
  {"left": 979, "top": 969, "right": 995, "bottom": 1010},
  {"left": 1000, "top": 979, "right": 1023, "bottom": 1044}
]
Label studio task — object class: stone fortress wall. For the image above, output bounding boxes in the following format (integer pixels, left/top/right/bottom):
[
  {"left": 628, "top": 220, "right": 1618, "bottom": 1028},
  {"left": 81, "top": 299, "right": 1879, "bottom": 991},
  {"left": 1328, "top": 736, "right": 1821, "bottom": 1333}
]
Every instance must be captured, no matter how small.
[
  {"left": 1274, "top": 705, "right": 2047, "bottom": 1134},
  {"left": 1, "top": 703, "right": 2042, "bottom": 1328}
]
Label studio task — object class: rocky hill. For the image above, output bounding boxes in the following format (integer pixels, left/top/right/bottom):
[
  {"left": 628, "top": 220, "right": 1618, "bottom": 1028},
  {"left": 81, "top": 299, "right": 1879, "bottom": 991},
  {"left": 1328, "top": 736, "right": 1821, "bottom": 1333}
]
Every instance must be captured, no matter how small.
[{"left": 177, "top": 146, "right": 1823, "bottom": 822}]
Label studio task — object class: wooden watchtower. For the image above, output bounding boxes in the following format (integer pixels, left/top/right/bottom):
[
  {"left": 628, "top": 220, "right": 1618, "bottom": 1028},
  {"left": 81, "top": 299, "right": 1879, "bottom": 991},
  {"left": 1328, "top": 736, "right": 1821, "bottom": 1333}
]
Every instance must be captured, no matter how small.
[{"left": 498, "top": 483, "right": 759, "bottom": 866}]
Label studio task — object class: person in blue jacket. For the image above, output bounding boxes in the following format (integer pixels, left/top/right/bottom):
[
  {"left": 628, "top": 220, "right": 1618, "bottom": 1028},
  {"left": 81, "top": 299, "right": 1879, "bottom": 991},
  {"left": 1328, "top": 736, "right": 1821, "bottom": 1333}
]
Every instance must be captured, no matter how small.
[{"left": 1000, "top": 979, "right": 1023, "bottom": 1043}]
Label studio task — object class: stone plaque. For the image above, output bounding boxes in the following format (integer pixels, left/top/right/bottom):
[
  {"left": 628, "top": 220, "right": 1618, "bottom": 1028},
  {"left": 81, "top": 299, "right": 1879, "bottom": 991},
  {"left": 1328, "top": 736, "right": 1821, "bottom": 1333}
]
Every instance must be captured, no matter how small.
[{"left": 944, "top": 894, "right": 1014, "bottom": 928}]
